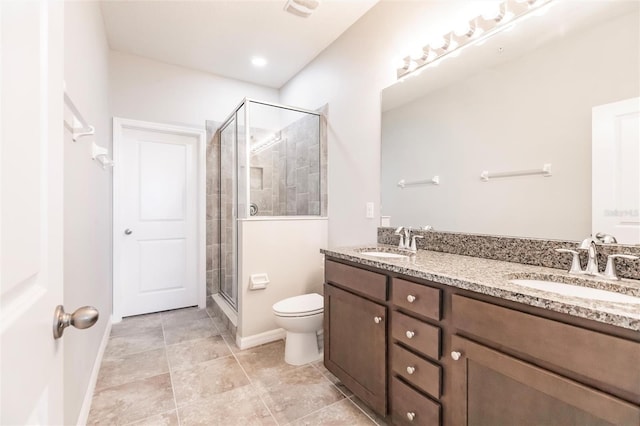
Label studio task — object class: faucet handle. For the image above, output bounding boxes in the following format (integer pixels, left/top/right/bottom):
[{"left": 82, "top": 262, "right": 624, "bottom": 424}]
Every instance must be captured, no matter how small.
[
  {"left": 409, "top": 235, "right": 424, "bottom": 252},
  {"left": 555, "top": 249, "right": 582, "bottom": 274},
  {"left": 603, "top": 254, "right": 639, "bottom": 280}
]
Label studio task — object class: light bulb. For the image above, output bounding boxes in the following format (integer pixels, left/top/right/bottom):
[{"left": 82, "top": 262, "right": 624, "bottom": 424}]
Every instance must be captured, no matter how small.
[
  {"left": 456, "top": 20, "right": 477, "bottom": 38},
  {"left": 410, "top": 46, "right": 427, "bottom": 61},
  {"left": 429, "top": 36, "right": 447, "bottom": 50},
  {"left": 481, "top": 3, "right": 505, "bottom": 22}
]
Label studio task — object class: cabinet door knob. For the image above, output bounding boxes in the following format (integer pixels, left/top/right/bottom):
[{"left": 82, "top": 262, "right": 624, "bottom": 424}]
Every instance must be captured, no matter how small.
[
  {"left": 451, "top": 351, "right": 462, "bottom": 361},
  {"left": 406, "top": 294, "right": 416, "bottom": 303},
  {"left": 406, "top": 412, "right": 416, "bottom": 421},
  {"left": 406, "top": 366, "right": 416, "bottom": 375},
  {"left": 405, "top": 330, "right": 415, "bottom": 339},
  {"left": 373, "top": 316, "right": 383, "bottom": 324}
]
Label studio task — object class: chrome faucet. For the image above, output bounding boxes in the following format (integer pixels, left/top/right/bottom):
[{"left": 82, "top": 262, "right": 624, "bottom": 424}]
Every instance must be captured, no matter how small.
[
  {"left": 395, "top": 226, "right": 408, "bottom": 250},
  {"left": 556, "top": 236, "right": 639, "bottom": 280},
  {"left": 579, "top": 237, "right": 600, "bottom": 276},
  {"left": 394, "top": 226, "right": 423, "bottom": 252}
]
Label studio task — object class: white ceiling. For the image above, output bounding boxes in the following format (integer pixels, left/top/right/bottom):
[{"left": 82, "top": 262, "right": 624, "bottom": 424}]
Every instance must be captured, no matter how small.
[{"left": 100, "top": 0, "right": 379, "bottom": 88}]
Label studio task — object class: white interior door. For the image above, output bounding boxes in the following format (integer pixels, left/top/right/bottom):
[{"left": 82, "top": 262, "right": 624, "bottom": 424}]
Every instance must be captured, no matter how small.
[
  {"left": 114, "top": 119, "right": 205, "bottom": 318},
  {"left": 592, "top": 97, "right": 640, "bottom": 244},
  {"left": 0, "top": 1, "right": 65, "bottom": 424}
]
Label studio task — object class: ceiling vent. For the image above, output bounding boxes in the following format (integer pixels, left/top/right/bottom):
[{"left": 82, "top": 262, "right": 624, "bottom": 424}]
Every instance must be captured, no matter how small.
[{"left": 284, "top": 0, "right": 321, "bottom": 18}]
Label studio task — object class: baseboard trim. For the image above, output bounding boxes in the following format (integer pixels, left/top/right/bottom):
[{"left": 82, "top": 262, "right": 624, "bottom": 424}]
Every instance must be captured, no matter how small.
[
  {"left": 237, "top": 328, "right": 286, "bottom": 350},
  {"left": 77, "top": 315, "right": 112, "bottom": 426}
]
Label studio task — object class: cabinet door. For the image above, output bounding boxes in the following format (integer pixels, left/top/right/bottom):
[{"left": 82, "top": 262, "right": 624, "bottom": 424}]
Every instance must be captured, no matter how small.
[
  {"left": 324, "top": 284, "right": 387, "bottom": 415},
  {"left": 450, "top": 335, "right": 640, "bottom": 426}
]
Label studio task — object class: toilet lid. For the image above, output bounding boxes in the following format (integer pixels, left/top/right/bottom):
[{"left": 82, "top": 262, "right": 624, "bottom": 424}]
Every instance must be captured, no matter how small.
[{"left": 273, "top": 293, "right": 323, "bottom": 316}]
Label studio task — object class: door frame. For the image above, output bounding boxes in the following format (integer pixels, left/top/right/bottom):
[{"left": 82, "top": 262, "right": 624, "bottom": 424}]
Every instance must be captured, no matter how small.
[{"left": 112, "top": 117, "right": 206, "bottom": 322}]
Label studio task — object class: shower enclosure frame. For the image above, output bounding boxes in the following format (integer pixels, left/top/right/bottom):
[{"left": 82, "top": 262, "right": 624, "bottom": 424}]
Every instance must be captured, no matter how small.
[{"left": 217, "top": 98, "right": 323, "bottom": 311}]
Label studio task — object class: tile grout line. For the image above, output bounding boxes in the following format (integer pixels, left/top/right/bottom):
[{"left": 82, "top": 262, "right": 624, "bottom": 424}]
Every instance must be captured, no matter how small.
[
  {"left": 285, "top": 397, "right": 350, "bottom": 425},
  {"left": 162, "top": 317, "right": 183, "bottom": 426},
  {"left": 211, "top": 307, "right": 282, "bottom": 426},
  {"left": 309, "top": 362, "right": 381, "bottom": 425},
  {"left": 346, "top": 396, "right": 383, "bottom": 426}
]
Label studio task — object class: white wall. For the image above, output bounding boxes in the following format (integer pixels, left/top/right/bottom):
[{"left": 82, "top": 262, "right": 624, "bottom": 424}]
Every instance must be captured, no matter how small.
[
  {"left": 238, "top": 218, "right": 327, "bottom": 343},
  {"left": 109, "top": 51, "right": 279, "bottom": 128},
  {"left": 279, "top": 1, "right": 491, "bottom": 246},
  {"left": 63, "top": 2, "right": 112, "bottom": 424}
]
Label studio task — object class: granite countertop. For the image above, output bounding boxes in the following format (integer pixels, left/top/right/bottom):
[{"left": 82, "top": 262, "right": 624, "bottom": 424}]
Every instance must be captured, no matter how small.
[{"left": 321, "top": 244, "right": 640, "bottom": 332}]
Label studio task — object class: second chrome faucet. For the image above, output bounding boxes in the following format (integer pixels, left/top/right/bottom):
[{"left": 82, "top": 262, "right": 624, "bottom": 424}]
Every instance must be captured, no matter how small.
[
  {"left": 394, "top": 226, "right": 424, "bottom": 253},
  {"left": 556, "top": 236, "right": 638, "bottom": 280}
]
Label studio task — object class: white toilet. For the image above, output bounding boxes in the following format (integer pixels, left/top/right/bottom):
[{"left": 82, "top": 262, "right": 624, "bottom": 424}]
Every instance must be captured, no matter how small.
[{"left": 273, "top": 293, "right": 324, "bottom": 366}]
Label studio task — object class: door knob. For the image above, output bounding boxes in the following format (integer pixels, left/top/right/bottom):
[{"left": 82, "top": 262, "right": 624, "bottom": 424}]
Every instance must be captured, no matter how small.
[
  {"left": 53, "top": 305, "right": 99, "bottom": 339},
  {"left": 373, "top": 316, "right": 383, "bottom": 324},
  {"left": 451, "top": 351, "right": 462, "bottom": 361},
  {"left": 406, "top": 412, "right": 416, "bottom": 421},
  {"left": 124, "top": 228, "right": 133, "bottom": 235}
]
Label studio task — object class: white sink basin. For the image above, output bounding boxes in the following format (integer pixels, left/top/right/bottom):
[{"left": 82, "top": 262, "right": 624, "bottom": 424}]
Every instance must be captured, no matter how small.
[
  {"left": 509, "top": 279, "right": 640, "bottom": 304},
  {"left": 360, "top": 251, "right": 409, "bottom": 259}
]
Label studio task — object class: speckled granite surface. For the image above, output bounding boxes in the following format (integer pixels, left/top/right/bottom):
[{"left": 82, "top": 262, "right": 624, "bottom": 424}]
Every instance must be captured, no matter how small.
[
  {"left": 321, "top": 245, "right": 640, "bottom": 331},
  {"left": 377, "top": 227, "right": 640, "bottom": 281}
]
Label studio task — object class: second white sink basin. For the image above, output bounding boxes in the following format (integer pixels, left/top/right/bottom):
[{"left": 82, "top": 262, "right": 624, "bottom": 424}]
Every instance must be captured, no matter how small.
[
  {"left": 509, "top": 279, "right": 640, "bottom": 304},
  {"left": 360, "top": 251, "right": 409, "bottom": 259}
]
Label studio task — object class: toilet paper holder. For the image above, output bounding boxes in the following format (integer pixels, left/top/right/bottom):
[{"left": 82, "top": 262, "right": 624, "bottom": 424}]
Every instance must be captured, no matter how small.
[{"left": 249, "top": 273, "right": 269, "bottom": 290}]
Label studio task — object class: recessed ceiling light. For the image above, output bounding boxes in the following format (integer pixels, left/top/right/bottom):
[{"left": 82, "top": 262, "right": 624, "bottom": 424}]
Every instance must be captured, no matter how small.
[{"left": 251, "top": 57, "right": 267, "bottom": 67}]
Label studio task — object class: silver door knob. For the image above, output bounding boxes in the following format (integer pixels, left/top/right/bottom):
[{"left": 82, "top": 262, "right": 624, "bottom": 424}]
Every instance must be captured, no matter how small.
[
  {"left": 406, "top": 366, "right": 416, "bottom": 375},
  {"left": 406, "top": 412, "right": 416, "bottom": 421},
  {"left": 124, "top": 228, "right": 133, "bottom": 235},
  {"left": 406, "top": 294, "right": 416, "bottom": 303},
  {"left": 405, "top": 330, "right": 415, "bottom": 339},
  {"left": 451, "top": 351, "right": 462, "bottom": 361},
  {"left": 53, "top": 305, "right": 99, "bottom": 339},
  {"left": 373, "top": 316, "right": 383, "bottom": 324}
]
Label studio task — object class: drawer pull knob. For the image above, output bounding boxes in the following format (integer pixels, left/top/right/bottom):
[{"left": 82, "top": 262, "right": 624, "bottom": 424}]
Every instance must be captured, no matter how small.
[
  {"left": 451, "top": 351, "right": 462, "bottom": 361},
  {"left": 407, "top": 412, "right": 416, "bottom": 421},
  {"left": 405, "top": 330, "right": 415, "bottom": 339},
  {"left": 406, "top": 366, "right": 416, "bottom": 375},
  {"left": 373, "top": 316, "right": 383, "bottom": 324},
  {"left": 406, "top": 294, "right": 416, "bottom": 303}
]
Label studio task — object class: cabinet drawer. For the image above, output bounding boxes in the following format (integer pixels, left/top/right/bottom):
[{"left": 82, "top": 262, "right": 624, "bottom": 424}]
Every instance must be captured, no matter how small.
[
  {"left": 325, "top": 260, "right": 387, "bottom": 302},
  {"left": 390, "top": 376, "right": 441, "bottom": 426},
  {"left": 391, "top": 311, "right": 440, "bottom": 360},
  {"left": 392, "top": 278, "right": 441, "bottom": 320},
  {"left": 391, "top": 344, "right": 441, "bottom": 399},
  {"left": 452, "top": 295, "right": 640, "bottom": 403}
]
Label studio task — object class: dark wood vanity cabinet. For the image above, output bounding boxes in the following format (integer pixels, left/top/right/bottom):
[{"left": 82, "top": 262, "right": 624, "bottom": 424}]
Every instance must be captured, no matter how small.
[
  {"left": 324, "top": 260, "right": 388, "bottom": 415},
  {"left": 323, "top": 257, "right": 640, "bottom": 426},
  {"left": 450, "top": 295, "right": 640, "bottom": 426},
  {"left": 450, "top": 334, "right": 640, "bottom": 426}
]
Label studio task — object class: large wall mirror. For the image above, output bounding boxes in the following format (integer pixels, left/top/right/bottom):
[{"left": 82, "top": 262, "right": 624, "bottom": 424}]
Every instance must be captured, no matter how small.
[{"left": 381, "top": 0, "right": 639, "bottom": 243}]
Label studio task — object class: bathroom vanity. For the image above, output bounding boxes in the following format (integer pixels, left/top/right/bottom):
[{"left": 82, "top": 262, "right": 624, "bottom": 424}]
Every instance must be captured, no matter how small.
[{"left": 322, "top": 248, "right": 640, "bottom": 426}]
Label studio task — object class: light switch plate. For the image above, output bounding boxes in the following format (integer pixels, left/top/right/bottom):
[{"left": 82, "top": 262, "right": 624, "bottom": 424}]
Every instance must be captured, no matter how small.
[{"left": 366, "top": 202, "right": 374, "bottom": 219}]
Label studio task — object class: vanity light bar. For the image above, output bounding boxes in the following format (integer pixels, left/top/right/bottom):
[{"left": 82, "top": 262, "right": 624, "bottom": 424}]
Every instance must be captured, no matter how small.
[{"left": 396, "top": 0, "right": 555, "bottom": 80}]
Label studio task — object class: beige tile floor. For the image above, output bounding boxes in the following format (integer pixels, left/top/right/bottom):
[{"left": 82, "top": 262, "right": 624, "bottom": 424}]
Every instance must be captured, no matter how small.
[{"left": 88, "top": 305, "right": 388, "bottom": 425}]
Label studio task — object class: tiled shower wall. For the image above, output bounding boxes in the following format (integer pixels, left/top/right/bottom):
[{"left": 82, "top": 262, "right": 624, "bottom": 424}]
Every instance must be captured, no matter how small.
[{"left": 249, "top": 112, "right": 327, "bottom": 217}]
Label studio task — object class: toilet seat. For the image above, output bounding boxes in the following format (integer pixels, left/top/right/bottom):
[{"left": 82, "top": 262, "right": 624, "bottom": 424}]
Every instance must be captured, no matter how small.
[{"left": 273, "top": 293, "right": 323, "bottom": 317}]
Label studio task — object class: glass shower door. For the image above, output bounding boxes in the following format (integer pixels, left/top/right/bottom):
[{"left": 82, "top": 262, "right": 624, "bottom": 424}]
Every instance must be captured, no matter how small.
[{"left": 219, "top": 115, "right": 238, "bottom": 309}]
